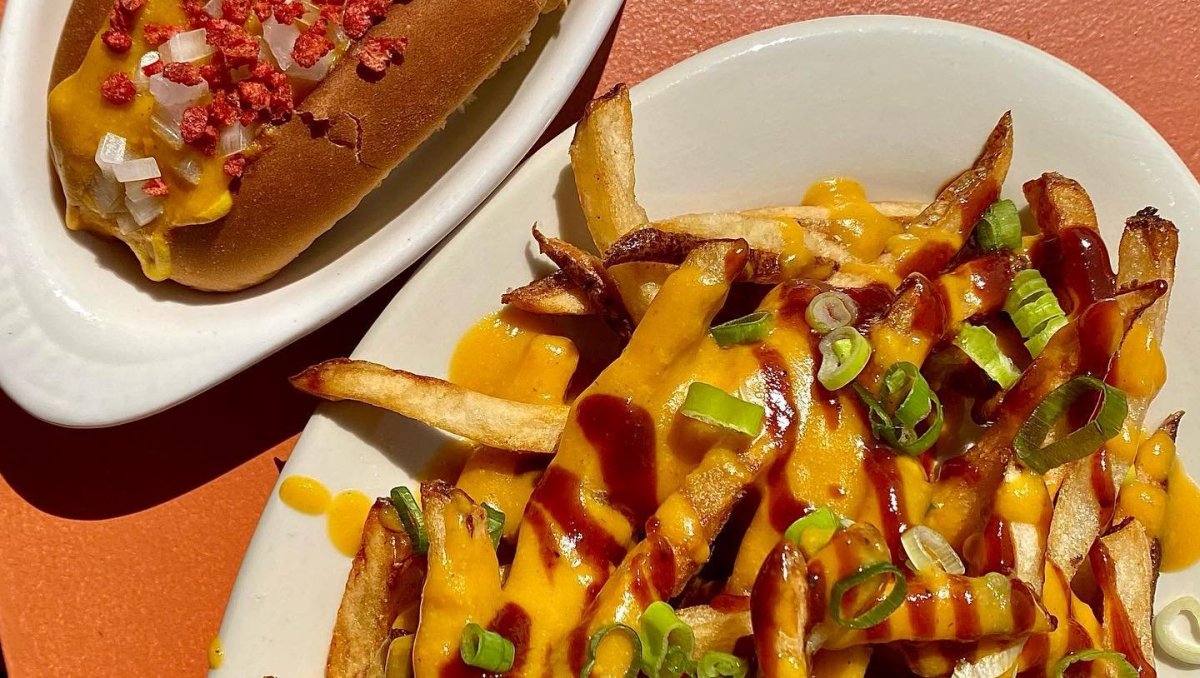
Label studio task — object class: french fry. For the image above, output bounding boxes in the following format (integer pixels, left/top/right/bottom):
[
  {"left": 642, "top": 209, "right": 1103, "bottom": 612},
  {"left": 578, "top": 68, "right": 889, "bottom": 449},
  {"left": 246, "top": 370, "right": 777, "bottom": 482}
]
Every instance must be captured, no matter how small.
[
  {"left": 327, "top": 500, "right": 426, "bottom": 678},
  {"left": 532, "top": 227, "right": 634, "bottom": 339},
  {"left": 1023, "top": 172, "right": 1099, "bottom": 234},
  {"left": 751, "top": 540, "right": 811, "bottom": 678},
  {"left": 570, "top": 83, "right": 647, "bottom": 254},
  {"left": 501, "top": 270, "right": 596, "bottom": 315},
  {"left": 412, "top": 482, "right": 504, "bottom": 677},
  {"left": 677, "top": 604, "right": 752, "bottom": 657},
  {"left": 1088, "top": 518, "right": 1158, "bottom": 675},
  {"left": 291, "top": 359, "right": 568, "bottom": 453}
]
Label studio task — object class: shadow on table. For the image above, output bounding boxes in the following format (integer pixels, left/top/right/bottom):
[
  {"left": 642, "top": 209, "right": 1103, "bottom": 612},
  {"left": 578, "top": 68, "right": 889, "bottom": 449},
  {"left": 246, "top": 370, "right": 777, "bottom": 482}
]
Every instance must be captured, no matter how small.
[{"left": 0, "top": 17, "right": 619, "bottom": 520}]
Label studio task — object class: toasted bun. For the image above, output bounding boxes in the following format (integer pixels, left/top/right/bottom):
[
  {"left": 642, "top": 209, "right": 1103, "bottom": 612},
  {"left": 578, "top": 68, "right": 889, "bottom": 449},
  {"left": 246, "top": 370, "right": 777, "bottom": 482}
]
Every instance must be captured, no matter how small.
[{"left": 51, "top": 0, "right": 551, "bottom": 291}]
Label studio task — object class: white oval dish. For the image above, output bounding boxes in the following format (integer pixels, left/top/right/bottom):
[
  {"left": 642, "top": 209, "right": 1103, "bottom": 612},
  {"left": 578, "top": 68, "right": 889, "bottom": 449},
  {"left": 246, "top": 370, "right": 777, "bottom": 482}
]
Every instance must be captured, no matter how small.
[
  {"left": 216, "top": 16, "right": 1200, "bottom": 676},
  {"left": 0, "top": 0, "right": 624, "bottom": 427}
]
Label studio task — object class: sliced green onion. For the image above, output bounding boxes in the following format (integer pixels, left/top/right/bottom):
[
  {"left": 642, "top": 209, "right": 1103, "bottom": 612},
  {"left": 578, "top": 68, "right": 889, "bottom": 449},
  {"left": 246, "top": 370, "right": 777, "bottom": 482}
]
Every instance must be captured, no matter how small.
[
  {"left": 901, "top": 525, "right": 965, "bottom": 575},
  {"left": 459, "top": 622, "right": 515, "bottom": 673},
  {"left": 580, "top": 623, "right": 643, "bottom": 678},
  {"left": 390, "top": 486, "right": 429, "bottom": 555},
  {"left": 681, "top": 382, "right": 765, "bottom": 437},
  {"left": 829, "top": 561, "right": 908, "bottom": 629},
  {"left": 1052, "top": 650, "right": 1137, "bottom": 678},
  {"left": 784, "top": 508, "right": 839, "bottom": 557},
  {"left": 855, "top": 362, "right": 943, "bottom": 455},
  {"left": 711, "top": 312, "right": 773, "bottom": 347},
  {"left": 974, "top": 199, "right": 1021, "bottom": 251},
  {"left": 953, "top": 325, "right": 1021, "bottom": 390},
  {"left": 1003, "top": 269, "right": 1068, "bottom": 357},
  {"left": 817, "top": 326, "right": 872, "bottom": 390},
  {"left": 1154, "top": 595, "right": 1200, "bottom": 665},
  {"left": 1014, "top": 376, "right": 1128, "bottom": 474},
  {"left": 1024, "top": 316, "right": 1068, "bottom": 357},
  {"left": 806, "top": 291, "right": 859, "bottom": 333},
  {"left": 482, "top": 502, "right": 504, "bottom": 549},
  {"left": 639, "top": 602, "right": 695, "bottom": 678},
  {"left": 697, "top": 651, "right": 748, "bottom": 678}
]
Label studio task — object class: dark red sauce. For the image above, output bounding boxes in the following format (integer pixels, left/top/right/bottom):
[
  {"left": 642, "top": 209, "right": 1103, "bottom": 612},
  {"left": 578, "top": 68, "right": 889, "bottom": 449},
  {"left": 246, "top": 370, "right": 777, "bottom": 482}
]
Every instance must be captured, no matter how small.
[
  {"left": 488, "top": 604, "right": 532, "bottom": 673},
  {"left": 863, "top": 450, "right": 908, "bottom": 562},
  {"left": 895, "top": 241, "right": 959, "bottom": 280},
  {"left": 948, "top": 575, "right": 982, "bottom": 639},
  {"left": 975, "top": 515, "right": 1015, "bottom": 576},
  {"left": 903, "top": 583, "right": 938, "bottom": 639},
  {"left": 755, "top": 345, "right": 798, "bottom": 454},
  {"left": 576, "top": 394, "right": 658, "bottom": 521},
  {"left": 894, "top": 274, "right": 948, "bottom": 340},
  {"left": 527, "top": 467, "right": 626, "bottom": 570},
  {"left": 1010, "top": 579, "right": 1040, "bottom": 634},
  {"left": 1029, "top": 227, "right": 1116, "bottom": 315},
  {"left": 709, "top": 593, "right": 751, "bottom": 613},
  {"left": 777, "top": 279, "right": 894, "bottom": 332},
  {"left": 1089, "top": 448, "right": 1117, "bottom": 529}
]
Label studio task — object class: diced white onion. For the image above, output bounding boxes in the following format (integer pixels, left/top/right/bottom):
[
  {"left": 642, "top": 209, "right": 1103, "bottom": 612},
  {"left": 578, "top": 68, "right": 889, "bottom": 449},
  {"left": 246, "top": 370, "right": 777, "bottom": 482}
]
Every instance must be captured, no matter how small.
[
  {"left": 116, "top": 214, "right": 142, "bottom": 234},
  {"left": 951, "top": 641, "right": 1026, "bottom": 678},
  {"left": 262, "top": 18, "right": 299, "bottom": 71},
  {"left": 94, "top": 133, "right": 128, "bottom": 176},
  {"left": 148, "top": 73, "right": 209, "bottom": 118},
  {"left": 125, "top": 192, "right": 165, "bottom": 227},
  {"left": 160, "top": 28, "right": 213, "bottom": 64},
  {"left": 288, "top": 53, "right": 333, "bottom": 81},
  {"left": 89, "top": 172, "right": 125, "bottom": 214},
  {"left": 132, "top": 50, "right": 161, "bottom": 92},
  {"left": 175, "top": 158, "right": 203, "bottom": 186},
  {"left": 901, "top": 525, "right": 966, "bottom": 575},
  {"left": 112, "top": 157, "right": 162, "bottom": 183},
  {"left": 218, "top": 122, "right": 251, "bottom": 157},
  {"left": 1155, "top": 596, "right": 1200, "bottom": 665},
  {"left": 203, "top": 0, "right": 222, "bottom": 17},
  {"left": 150, "top": 108, "right": 184, "bottom": 150}
]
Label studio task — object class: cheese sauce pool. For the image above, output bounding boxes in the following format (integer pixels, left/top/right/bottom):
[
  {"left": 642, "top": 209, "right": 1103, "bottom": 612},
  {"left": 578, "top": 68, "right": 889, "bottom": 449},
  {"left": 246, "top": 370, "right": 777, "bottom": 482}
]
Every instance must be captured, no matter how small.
[{"left": 278, "top": 475, "right": 371, "bottom": 557}]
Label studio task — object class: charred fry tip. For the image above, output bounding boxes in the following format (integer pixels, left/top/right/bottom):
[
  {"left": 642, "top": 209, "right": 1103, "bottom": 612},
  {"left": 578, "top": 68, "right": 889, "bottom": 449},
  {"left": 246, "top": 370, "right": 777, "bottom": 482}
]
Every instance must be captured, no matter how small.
[
  {"left": 289, "top": 358, "right": 352, "bottom": 395},
  {"left": 591, "top": 82, "right": 629, "bottom": 106},
  {"left": 1158, "top": 411, "right": 1185, "bottom": 438}
]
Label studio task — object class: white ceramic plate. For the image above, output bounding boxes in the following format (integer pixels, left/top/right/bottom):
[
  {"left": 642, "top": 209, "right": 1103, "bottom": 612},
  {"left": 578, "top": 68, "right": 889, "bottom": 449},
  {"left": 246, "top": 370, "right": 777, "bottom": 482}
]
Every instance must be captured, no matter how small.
[
  {"left": 0, "top": 0, "right": 623, "bottom": 427},
  {"left": 216, "top": 16, "right": 1200, "bottom": 677}
]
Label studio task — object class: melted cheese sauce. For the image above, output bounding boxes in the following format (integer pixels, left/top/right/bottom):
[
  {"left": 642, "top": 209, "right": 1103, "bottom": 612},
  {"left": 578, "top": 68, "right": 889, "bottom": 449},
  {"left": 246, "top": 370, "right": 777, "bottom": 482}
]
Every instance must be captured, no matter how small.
[
  {"left": 207, "top": 636, "right": 223, "bottom": 669},
  {"left": 448, "top": 310, "right": 579, "bottom": 405},
  {"left": 1111, "top": 322, "right": 1167, "bottom": 398},
  {"left": 278, "top": 476, "right": 371, "bottom": 556},
  {"left": 48, "top": 0, "right": 234, "bottom": 278},
  {"left": 803, "top": 177, "right": 903, "bottom": 261}
]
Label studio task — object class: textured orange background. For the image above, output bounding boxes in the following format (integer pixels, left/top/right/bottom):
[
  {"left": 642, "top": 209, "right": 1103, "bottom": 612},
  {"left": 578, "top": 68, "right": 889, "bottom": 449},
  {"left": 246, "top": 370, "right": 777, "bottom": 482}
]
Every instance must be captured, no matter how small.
[{"left": 0, "top": 1, "right": 1197, "bottom": 677}]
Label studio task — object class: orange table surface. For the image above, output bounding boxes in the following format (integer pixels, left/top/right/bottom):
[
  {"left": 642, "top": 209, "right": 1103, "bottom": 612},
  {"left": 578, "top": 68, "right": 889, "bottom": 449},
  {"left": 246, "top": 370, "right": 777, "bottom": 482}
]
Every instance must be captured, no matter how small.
[{"left": 2, "top": 2, "right": 1197, "bottom": 676}]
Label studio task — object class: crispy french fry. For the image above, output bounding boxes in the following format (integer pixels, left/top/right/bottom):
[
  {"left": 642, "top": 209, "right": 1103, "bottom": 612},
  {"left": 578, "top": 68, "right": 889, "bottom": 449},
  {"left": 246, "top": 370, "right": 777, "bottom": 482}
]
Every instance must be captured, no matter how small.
[
  {"left": 412, "top": 481, "right": 504, "bottom": 677},
  {"left": 570, "top": 83, "right": 647, "bottom": 253},
  {"left": 327, "top": 499, "right": 426, "bottom": 678},
  {"left": 742, "top": 201, "right": 924, "bottom": 224},
  {"left": 532, "top": 227, "right": 633, "bottom": 339},
  {"left": 1089, "top": 518, "right": 1158, "bottom": 675},
  {"left": 677, "top": 604, "right": 752, "bottom": 657},
  {"left": 291, "top": 359, "right": 568, "bottom": 453},
  {"left": 501, "top": 270, "right": 597, "bottom": 315},
  {"left": 751, "top": 540, "right": 811, "bottom": 677},
  {"left": 1023, "top": 172, "right": 1099, "bottom": 234},
  {"left": 605, "top": 261, "right": 676, "bottom": 322}
]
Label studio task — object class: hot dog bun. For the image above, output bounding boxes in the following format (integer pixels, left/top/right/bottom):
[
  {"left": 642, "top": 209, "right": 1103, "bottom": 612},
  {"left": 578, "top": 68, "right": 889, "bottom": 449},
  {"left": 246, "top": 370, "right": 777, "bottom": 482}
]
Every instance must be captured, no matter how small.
[{"left": 49, "top": 0, "right": 557, "bottom": 291}]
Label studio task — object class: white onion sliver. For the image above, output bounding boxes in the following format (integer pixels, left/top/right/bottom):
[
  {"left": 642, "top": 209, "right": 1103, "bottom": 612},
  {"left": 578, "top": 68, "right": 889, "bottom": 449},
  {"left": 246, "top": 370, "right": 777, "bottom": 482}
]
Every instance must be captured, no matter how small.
[
  {"left": 901, "top": 525, "right": 966, "bottom": 575},
  {"left": 218, "top": 122, "right": 251, "bottom": 157},
  {"left": 112, "top": 157, "right": 162, "bottom": 183},
  {"left": 160, "top": 28, "right": 212, "bottom": 64},
  {"left": 203, "top": 0, "right": 222, "bottom": 17},
  {"left": 125, "top": 193, "right": 165, "bottom": 227},
  {"left": 148, "top": 74, "right": 209, "bottom": 117},
  {"left": 95, "top": 133, "right": 128, "bottom": 175},
  {"left": 262, "top": 18, "right": 299, "bottom": 71},
  {"left": 1155, "top": 596, "right": 1200, "bottom": 665},
  {"left": 89, "top": 172, "right": 125, "bottom": 214},
  {"left": 175, "top": 158, "right": 203, "bottom": 186},
  {"left": 951, "top": 641, "right": 1025, "bottom": 678},
  {"left": 116, "top": 214, "right": 142, "bottom": 234},
  {"left": 150, "top": 109, "right": 184, "bottom": 150},
  {"left": 288, "top": 54, "right": 332, "bottom": 81}
]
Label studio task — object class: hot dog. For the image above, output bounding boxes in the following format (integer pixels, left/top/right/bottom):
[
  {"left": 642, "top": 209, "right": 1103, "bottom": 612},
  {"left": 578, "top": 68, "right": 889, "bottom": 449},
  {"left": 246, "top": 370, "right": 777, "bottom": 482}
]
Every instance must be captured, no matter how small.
[{"left": 48, "top": 0, "right": 558, "bottom": 291}]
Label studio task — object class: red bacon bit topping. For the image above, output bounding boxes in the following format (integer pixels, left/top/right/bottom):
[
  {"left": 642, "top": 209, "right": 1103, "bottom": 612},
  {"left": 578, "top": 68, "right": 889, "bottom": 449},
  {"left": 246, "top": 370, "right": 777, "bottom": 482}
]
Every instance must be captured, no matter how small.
[
  {"left": 237, "top": 80, "right": 271, "bottom": 111},
  {"left": 141, "top": 178, "right": 169, "bottom": 197},
  {"left": 101, "top": 72, "right": 137, "bottom": 104},
  {"left": 142, "top": 23, "right": 183, "bottom": 48},
  {"left": 142, "top": 58, "right": 165, "bottom": 77},
  {"left": 208, "top": 90, "right": 242, "bottom": 127},
  {"left": 182, "top": 0, "right": 210, "bottom": 28},
  {"left": 163, "top": 62, "right": 204, "bottom": 86},
  {"left": 181, "top": 105, "right": 219, "bottom": 155},
  {"left": 272, "top": 0, "right": 306, "bottom": 24},
  {"left": 205, "top": 19, "right": 260, "bottom": 66},
  {"left": 221, "top": 0, "right": 252, "bottom": 25},
  {"left": 101, "top": 29, "right": 133, "bottom": 53},
  {"left": 342, "top": 0, "right": 389, "bottom": 39},
  {"left": 223, "top": 153, "right": 247, "bottom": 178},
  {"left": 292, "top": 19, "right": 334, "bottom": 68},
  {"left": 117, "top": 0, "right": 147, "bottom": 11},
  {"left": 356, "top": 36, "right": 406, "bottom": 73},
  {"left": 251, "top": 0, "right": 272, "bottom": 21}
]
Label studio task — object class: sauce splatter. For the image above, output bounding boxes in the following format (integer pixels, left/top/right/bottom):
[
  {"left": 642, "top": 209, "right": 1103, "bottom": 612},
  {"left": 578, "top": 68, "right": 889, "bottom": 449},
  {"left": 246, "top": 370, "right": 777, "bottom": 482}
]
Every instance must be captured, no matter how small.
[
  {"left": 207, "top": 636, "right": 223, "bottom": 670},
  {"left": 278, "top": 474, "right": 332, "bottom": 515},
  {"left": 327, "top": 490, "right": 373, "bottom": 557}
]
